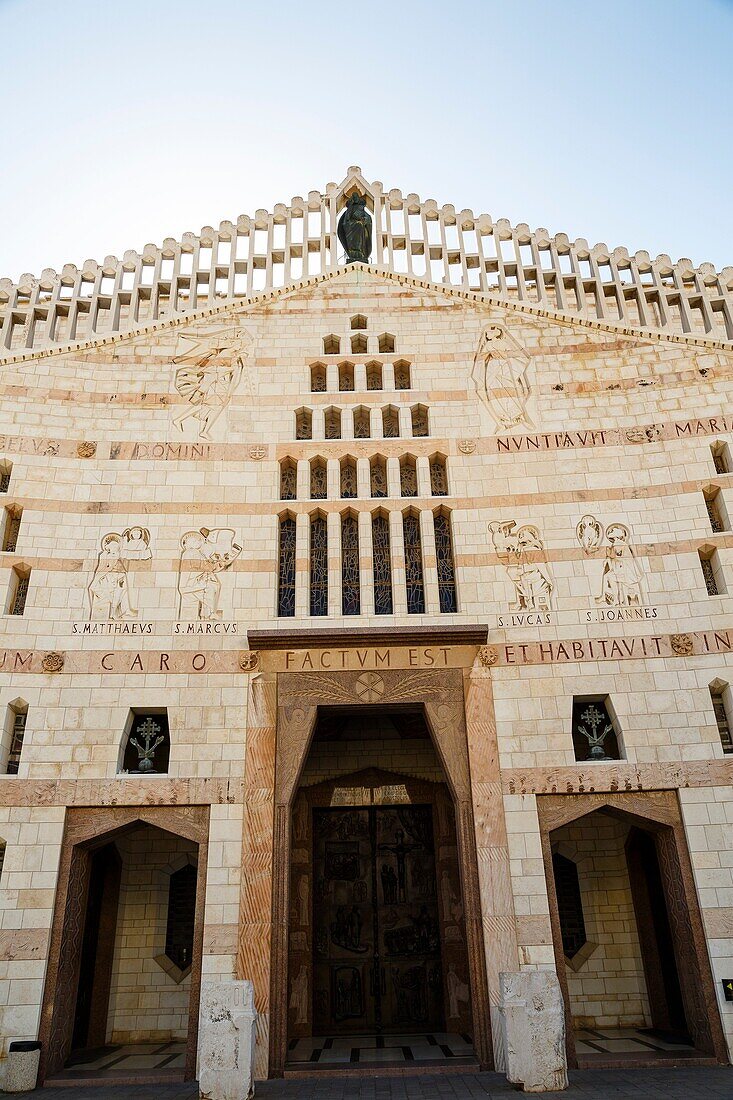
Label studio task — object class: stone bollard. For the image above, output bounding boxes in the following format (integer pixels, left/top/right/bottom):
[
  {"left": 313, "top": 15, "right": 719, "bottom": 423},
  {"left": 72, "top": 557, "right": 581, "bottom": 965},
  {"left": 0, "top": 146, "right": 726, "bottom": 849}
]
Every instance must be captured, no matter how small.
[
  {"left": 498, "top": 971, "right": 568, "bottom": 1093},
  {"left": 3, "top": 1041, "right": 41, "bottom": 1093},
  {"left": 198, "top": 980, "right": 256, "bottom": 1100}
]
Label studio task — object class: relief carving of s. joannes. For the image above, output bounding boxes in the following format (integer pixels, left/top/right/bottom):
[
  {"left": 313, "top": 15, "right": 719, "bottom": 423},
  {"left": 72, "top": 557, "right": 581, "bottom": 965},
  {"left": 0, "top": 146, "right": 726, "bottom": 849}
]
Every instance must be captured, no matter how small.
[
  {"left": 171, "top": 323, "right": 252, "bottom": 440},
  {"left": 472, "top": 324, "right": 534, "bottom": 431},
  {"left": 576, "top": 514, "right": 645, "bottom": 607}
]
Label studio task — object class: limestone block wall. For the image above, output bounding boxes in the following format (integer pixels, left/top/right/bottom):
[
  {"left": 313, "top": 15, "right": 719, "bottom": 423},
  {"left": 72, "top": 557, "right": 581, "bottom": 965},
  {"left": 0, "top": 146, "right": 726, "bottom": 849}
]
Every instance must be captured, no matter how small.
[{"left": 107, "top": 828, "right": 197, "bottom": 1044}]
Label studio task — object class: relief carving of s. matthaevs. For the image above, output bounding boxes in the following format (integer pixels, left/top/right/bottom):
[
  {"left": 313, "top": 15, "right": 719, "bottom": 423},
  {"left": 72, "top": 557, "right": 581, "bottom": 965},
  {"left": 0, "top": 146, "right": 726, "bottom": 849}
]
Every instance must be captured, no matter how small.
[
  {"left": 88, "top": 527, "right": 152, "bottom": 621},
  {"left": 171, "top": 324, "right": 252, "bottom": 440},
  {"left": 472, "top": 324, "right": 533, "bottom": 430}
]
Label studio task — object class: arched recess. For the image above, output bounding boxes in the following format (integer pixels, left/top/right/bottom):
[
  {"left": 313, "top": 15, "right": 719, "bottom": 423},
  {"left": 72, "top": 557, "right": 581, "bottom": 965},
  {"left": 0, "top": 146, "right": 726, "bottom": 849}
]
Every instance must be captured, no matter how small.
[
  {"left": 38, "top": 806, "right": 209, "bottom": 1085},
  {"left": 537, "top": 791, "right": 727, "bottom": 1068},
  {"left": 269, "top": 668, "right": 492, "bottom": 1076}
]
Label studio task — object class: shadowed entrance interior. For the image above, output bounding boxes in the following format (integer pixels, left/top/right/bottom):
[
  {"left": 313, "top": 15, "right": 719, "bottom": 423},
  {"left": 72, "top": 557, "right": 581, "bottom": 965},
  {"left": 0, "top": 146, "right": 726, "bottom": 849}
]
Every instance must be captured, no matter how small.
[{"left": 286, "top": 708, "right": 476, "bottom": 1070}]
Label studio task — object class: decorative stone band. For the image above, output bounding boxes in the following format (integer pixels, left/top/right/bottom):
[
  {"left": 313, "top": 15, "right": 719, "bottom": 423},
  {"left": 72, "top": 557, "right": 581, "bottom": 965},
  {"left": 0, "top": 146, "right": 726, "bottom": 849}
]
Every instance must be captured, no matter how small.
[{"left": 1, "top": 629, "right": 733, "bottom": 674}]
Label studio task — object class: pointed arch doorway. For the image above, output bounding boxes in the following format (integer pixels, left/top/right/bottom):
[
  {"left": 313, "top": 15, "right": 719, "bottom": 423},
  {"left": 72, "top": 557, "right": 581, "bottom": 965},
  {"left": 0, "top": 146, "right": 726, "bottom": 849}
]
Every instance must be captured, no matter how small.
[{"left": 269, "top": 668, "right": 492, "bottom": 1075}]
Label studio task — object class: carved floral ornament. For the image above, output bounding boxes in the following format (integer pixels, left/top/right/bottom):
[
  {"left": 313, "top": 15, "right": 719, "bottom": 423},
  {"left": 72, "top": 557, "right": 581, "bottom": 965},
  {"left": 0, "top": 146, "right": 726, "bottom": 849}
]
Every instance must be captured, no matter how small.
[
  {"left": 238, "top": 650, "right": 259, "bottom": 671},
  {"left": 42, "top": 651, "right": 64, "bottom": 672},
  {"left": 477, "top": 645, "right": 498, "bottom": 667},
  {"left": 458, "top": 439, "right": 476, "bottom": 455},
  {"left": 76, "top": 441, "right": 97, "bottom": 458},
  {"left": 670, "top": 633, "right": 694, "bottom": 656}
]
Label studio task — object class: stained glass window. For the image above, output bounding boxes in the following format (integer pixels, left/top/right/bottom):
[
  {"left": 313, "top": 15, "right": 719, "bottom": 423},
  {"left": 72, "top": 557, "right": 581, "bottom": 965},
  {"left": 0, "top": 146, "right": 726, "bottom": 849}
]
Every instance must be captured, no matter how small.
[
  {"left": 277, "top": 516, "right": 296, "bottom": 617},
  {"left": 280, "top": 459, "right": 297, "bottom": 500},
  {"left": 430, "top": 455, "right": 448, "bottom": 496},
  {"left": 295, "top": 408, "right": 312, "bottom": 440},
  {"left": 338, "top": 363, "right": 354, "bottom": 391},
  {"left": 372, "top": 513, "right": 393, "bottom": 615},
  {"left": 411, "top": 405, "right": 429, "bottom": 437},
  {"left": 400, "top": 456, "right": 418, "bottom": 497},
  {"left": 382, "top": 406, "right": 400, "bottom": 438},
  {"left": 341, "top": 514, "right": 360, "bottom": 615},
  {"left": 366, "top": 362, "right": 382, "bottom": 390},
  {"left": 340, "top": 458, "right": 357, "bottom": 499},
  {"left": 310, "top": 363, "right": 326, "bottom": 392},
  {"left": 403, "top": 513, "right": 425, "bottom": 614},
  {"left": 310, "top": 515, "right": 328, "bottom": 616},
  {"left": 434, "top": 511, "right": 457, "bottom": 612},
  {"left": 370, "top": 456, "right": 388, "bottom": 498},
  {"left": 353, "top": 407, "right": 371, "bottom": 438},
  {"left": 310, "top": 458, "right": 328, "bottom": 499},
  {"left": 324, "top": 408, "right": 341, "bottom": 440},
  {"left": 394, "top": 360, "right": 410, "bottom": 389}
]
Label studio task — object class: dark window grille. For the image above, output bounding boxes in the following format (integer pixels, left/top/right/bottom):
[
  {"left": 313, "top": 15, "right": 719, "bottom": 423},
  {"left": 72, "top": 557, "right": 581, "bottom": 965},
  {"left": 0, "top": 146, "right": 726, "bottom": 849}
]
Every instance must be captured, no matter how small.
[
  {"left": 711, "top": 690, "right": 733, "bottom": 753},
  {"left": 339, "top": 364, "right": 354, "bottom": 391},
  {"left": 382, "top": 408, "right": 400, "bottom": 438},
  {"left": 434, "top": 512, "right": 458, "bottom": 612},
  {"left": 0, "top": 473, "right": 10, "bottom": 493},
  {"left": 403, "top": 513, "right": 425, "bottom": 614},
  {"left": 370, "top": 458, "right": 388, "bottom": 499},
  {"left": 296, "top": 409, "right": 312, "bottom": 440},
  {"left": 705, "top": 491, "right": 725, "bottom": 532},
  {"left": 340, "top": 460, "right": 357, "bottom": 499},
  {"left": 165, "top": 863, "right": 197, "bottom": 971},
  {"left": 411, "top": 406, "right": 429, "bottom": 437},
  {"left": 3, "top": 513, "right": 20, "bottom": 553},
  {"left": 366, "top": 364, "right": 382, "bottom": 390},
  {"left": 372, "top": 514, "right": 393, "bottom": 615},
  {"left": 310, "top": 365, "right": 326, "bottom": 392},
  {"left": 310, "top": 515, "right": 328, "bottom": 616},
  {"left": 6, "top": 711, "right": 26, "bottom": 774},
  {"left": 277, "top": 516, "right": 296, "bottom": 617},
  {"left": 400, "top": 457, "right": 418, "bottom": 497},
  {"left": 712, "top": 444, "right": 729, "bottom": 474},
  {"left": 324, "top": 409, "right": 341, "bottom": 440},
  {"left": 310, "top": 460, "right": 328, "bottom": 499},
  {"left": 430, "top": 456, "right": 448, "bottom": 496},
  {"left": 552, "top": 852, "right": 587, "bottom": 958},
  {"left": 9, "top": 571, "right": 29, "bottom": 616},
  {"left": 353, "top": 408, "right": 371, "bottom": 438},
  {"left": 394, "top": 361, "right": 410, "bottom": 389},
  {"left": 341, "top": 514, "right": 360, "bottom": 615},
  {"left": 280, "top": 461, "right": 297, "bottom": 501},
  {"left": 700, "top": 551, "right": 720, "bottom": 595}
]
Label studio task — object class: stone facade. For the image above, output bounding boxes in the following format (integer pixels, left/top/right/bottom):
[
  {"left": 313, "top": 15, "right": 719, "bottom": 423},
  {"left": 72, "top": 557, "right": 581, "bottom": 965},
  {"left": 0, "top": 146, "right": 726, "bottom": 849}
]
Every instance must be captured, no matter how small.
[{"left": 0, "top": 170, "right": 731, "bottom": 1087}]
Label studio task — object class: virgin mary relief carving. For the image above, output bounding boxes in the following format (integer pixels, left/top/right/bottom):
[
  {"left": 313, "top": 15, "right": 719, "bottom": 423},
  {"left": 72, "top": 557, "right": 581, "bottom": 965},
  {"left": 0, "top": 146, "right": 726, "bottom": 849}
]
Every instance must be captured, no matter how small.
[
  {"left": 472, "top": 324, "right": 534, "bottom": 430},
  {"left": 171, "top": 324, "right": 252, "bottom": 440}
]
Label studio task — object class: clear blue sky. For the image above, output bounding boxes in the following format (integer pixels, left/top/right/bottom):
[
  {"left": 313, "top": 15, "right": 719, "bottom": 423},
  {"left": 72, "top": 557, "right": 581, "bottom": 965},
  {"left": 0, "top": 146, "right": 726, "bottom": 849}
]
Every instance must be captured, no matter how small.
[{"left": 1, "top": 0, "right": 732, "bottom": 282}]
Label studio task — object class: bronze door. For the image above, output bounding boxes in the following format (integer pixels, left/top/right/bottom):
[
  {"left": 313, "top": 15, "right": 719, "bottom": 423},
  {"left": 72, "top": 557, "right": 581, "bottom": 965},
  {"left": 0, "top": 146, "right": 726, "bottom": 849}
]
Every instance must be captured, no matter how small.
[{"left": 313, "top": 805, "right": 443, "bottom": 1034}]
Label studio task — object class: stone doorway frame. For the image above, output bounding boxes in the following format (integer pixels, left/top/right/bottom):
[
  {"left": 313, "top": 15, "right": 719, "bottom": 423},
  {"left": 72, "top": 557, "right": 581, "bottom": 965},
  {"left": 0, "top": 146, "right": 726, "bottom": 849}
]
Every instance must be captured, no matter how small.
[
  {"left": 537, "top": 791, "right": 728, "bottom": 1068},
  {"left": 37, "top": 806, "right": 210, "bottom": 1084},
  {"left": 268, "top": 667, "right": 493, "bottom": 1076}
]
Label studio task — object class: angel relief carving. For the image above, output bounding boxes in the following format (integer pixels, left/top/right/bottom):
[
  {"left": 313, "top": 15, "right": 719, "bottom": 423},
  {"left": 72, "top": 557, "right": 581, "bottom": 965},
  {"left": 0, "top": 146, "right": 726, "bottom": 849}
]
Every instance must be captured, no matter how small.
[
  {"left": 89, "top": 527, "right": 152, "bottom": 620},
  {"left": 489, "top": 520, "right": 554, "bottom": 613},
  {"left": 471, "top": 324, "right": 533, "bottom": 430},
  {"left": 171, "top": 324, "right": 252, "bottom": 440}
]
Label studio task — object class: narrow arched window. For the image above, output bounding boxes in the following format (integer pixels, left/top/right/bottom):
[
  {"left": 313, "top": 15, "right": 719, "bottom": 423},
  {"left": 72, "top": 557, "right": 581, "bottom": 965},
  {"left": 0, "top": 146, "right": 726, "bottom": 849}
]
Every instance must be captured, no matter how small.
[
  {"left": 310, "top": 514, "right": 328, "bottom": 616},
  {"left": 351, "top": 314, "right": 367, "bottom": 330},
  {"left": 350, "top": 333, "right": 367, "bottom": 355},
  {"left": 338, "top": 362, "right": 354, "bottom": 391},
  {"left": 310, "top": 363, "right": 327, "bottom": 392},
  {"left": 7, "top": 567, "right": 30, "bottom": 616},
  {"left": 277, "top": 514, "right": 296, "bottom": 617},
  {"left": 280, "top": 458, "right": 297, "bottom": 501},
  {"left": 372, "top": 513, "right": 393, "bottom": 615},
  {"left": 323, "top": 334, "right": 340, "bottom": 355},
  {"left": 411, "top": 404, "right": 429, "bottom": 437},
  {"left": 295, "top": 408, "right": 312, "bottom": 440},
  {"left": 382, "top": 406, "right": 400, "bottom": 438},
  {"left": 370, "top": 456, "right": 388, "bottom": 499},
  {"left": 430, "top": 454, "right": 448, "bottom": 496},
  {"left": 394, "top": 360, "right": 411, "bottom": 389},
  {"left": 0, "top": 461, "right": 13, "bottom": 494},
  {"left": 4, "top": 702, "right": 27, "bottom": 774},
  {"left": 353, "top": 406, "right": 371, "bottom": 438},
  {"left": 399, "top": 455, "right": 418, "bottom": 497},
  {"left": 2, "top": 507, "right": 22, "bottom": 552},
  {"left": 403, "top": 512, "right": 425, "bottom": 614},
  {"left": 341, "top": 513, "right": 360, "bottom": 615},
  {"left": 340, "top": 457, "right": 357, "bottom": 499},
  {"left": 366, "top": 361, "right": 383, "bottom": 390},
  {"left": 379, "top": 333, "right": 395, "bottom": 354},
  {"left": 324, "top": 407, "right": 342, "bottom": 440},
  {"left": 310, "top": 457, "right": 328, "bottom": 499},
  {"left": 434, "top": 510, "right": 457, "bottom": 612}
]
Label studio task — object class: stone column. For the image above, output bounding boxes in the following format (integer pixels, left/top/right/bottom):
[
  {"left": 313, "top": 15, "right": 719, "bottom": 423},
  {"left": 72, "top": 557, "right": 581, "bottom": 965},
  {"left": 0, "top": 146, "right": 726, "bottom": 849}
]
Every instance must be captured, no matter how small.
[{"left": 499, "top": 971, "right": 567, "bottom": 1092}]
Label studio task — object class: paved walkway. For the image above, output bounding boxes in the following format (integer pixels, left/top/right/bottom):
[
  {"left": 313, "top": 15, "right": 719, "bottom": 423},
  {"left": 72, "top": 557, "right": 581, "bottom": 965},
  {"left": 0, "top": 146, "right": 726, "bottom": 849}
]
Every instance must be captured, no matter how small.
[{"left": 27, "top": 1065, "right": 733, "bottom": 1099}]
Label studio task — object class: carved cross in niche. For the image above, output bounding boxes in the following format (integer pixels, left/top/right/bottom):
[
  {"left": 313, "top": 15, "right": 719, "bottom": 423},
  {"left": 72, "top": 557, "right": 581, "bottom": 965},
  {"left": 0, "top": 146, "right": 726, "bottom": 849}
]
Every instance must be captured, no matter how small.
[
  {"left": 130, "top": 717, "right": 164, "bottom": 773},
  {"left": 378, "top": 828, "right": 421, "bottom": 903}
]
